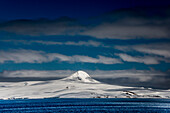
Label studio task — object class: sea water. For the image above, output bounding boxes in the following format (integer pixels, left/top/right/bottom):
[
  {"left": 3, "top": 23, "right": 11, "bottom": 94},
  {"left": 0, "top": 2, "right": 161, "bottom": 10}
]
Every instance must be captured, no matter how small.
[{"left": 0, "top": 98, "right": 170, "bottom": 112}]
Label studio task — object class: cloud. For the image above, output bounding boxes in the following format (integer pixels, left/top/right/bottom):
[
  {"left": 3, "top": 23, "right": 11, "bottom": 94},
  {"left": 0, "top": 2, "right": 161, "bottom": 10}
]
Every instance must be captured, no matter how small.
[
  {"left": 116, "top": 53, "right": 161, "bottom": 64},
  {"left": 115, "top": 43, "right": 170, "bottom": 58},
  {"left": 0, "top": 49, "right": 47, "bottom": 63},
  {"left": 81, "top": 23, "right": 169, "bottom": 39},
  {"left": 133, "top": 44, "right": 170, "bottom": 58},
  {"left": 89, "top": 69, "right": 166, "bottom": 82},
  {"left": 0, "top": 70, "right": 74, "bottom": 78},
  {"left": 0, "top": 49, "right": 122, "bottom": 64},
  {"left": 0, "top": 17, "right": 86, "bottom": 36},
  {"left": 0, "top": 69, "right": 165, "bottom": 82},
  {"left": 115, "top": 43, "right": 170, "bottom": 64},
  {"left": 45, "top": 53, "right": 122, "bottom": 64},
  {"left": 0, "top": 40, "right": 105, "bottom": 47},
  {"left": 72, "top": 55, "right": 121, "bottom": 64},
  {"left": 0, "top": 7, "right": 169, "bottom": 39},
  {"left": 64, "top": 40, "right": 104, "bottom": 47}
]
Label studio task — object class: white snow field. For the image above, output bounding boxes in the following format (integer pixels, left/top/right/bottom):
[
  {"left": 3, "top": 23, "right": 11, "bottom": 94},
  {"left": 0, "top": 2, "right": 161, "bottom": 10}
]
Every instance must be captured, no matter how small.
[{"left": 0, "top": 71, "right": 169, "bottom": 99}]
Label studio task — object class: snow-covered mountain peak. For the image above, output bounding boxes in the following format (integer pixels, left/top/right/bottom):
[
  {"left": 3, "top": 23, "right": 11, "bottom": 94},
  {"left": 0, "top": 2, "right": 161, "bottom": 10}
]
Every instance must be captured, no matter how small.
[
  {"left": 63, "top": 70, "right": 99, "bottom": 83},
  {"left": 71, "top": 70, "right": 90, "bottom": 78}
]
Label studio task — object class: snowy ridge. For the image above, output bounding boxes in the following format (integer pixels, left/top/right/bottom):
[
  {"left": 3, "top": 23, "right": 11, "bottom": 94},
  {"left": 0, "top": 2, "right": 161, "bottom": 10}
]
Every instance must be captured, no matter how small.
[
  {"left": 0, "top": 70, "right": 170, "bottom": 99},
  {"left": 62, "top": 71, "right": 99, "bottom": 83}
]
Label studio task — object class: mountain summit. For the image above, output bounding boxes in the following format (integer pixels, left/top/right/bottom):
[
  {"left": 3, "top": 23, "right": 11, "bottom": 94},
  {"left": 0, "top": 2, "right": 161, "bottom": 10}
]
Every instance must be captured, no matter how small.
[{"left": 63, "top": 71, "right": 99, "bottom": 83}]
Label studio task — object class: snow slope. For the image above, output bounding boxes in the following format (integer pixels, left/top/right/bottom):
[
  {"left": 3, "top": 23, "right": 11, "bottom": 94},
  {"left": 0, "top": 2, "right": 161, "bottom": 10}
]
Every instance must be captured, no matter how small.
[{"left": 0, "top": 71, "right": 169, "bottom": 99}]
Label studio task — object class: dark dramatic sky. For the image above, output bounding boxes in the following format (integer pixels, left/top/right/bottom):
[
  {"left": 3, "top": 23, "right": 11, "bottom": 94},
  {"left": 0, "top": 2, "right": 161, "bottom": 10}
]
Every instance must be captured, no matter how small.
[
  {"left": 0, "top": 0, "right": 170, "bottom": 89},
  {"left": 0, "top": 0, "right": 170, "bottom": 20}
]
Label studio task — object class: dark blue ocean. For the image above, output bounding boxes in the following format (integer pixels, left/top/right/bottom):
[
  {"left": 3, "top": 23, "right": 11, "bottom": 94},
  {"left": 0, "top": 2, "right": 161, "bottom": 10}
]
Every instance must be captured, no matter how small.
[{"left": 0, "top": 98, "right": 170, "bottom": 113}]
